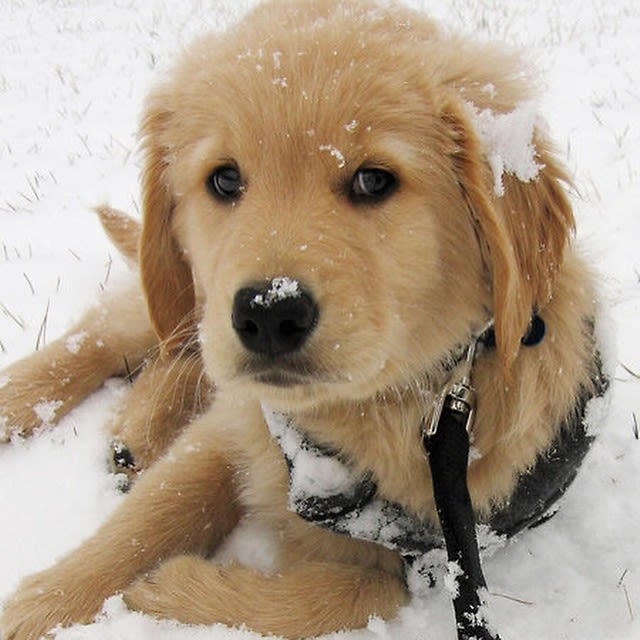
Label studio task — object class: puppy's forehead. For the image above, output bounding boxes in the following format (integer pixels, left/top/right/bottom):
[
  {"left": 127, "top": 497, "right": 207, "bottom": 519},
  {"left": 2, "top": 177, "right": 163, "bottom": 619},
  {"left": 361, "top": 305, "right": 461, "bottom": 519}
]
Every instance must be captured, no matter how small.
[{"left": 166, "top": 6, "right": 442, "bottom": 160}]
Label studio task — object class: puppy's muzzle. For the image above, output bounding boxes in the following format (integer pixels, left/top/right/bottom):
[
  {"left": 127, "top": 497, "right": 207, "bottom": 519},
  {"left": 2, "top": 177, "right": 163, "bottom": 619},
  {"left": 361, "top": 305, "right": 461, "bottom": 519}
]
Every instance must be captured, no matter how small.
[{"left": 232, "top": 282, "right": 319, "bottom": 358}]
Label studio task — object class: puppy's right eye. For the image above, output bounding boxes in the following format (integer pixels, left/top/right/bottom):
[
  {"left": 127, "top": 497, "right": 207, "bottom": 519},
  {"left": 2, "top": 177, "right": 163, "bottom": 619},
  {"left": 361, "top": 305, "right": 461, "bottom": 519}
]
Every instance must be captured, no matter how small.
[{"left": 206, "top": 165, "right": 244, "bottom": 201}]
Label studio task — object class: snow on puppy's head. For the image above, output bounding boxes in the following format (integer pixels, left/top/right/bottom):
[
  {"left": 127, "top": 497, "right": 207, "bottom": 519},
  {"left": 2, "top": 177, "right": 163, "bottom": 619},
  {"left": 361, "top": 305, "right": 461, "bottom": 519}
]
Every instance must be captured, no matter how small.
[{"left": 466, "top": 100, "right": 544, "bottom": 197}]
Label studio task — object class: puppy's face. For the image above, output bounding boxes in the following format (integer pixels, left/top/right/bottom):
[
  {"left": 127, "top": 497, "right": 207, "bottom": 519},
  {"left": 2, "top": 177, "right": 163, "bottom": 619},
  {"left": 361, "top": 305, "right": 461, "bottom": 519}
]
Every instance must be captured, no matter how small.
[{"left": 140, "top": 1, "right": 573, "bottom": 409}]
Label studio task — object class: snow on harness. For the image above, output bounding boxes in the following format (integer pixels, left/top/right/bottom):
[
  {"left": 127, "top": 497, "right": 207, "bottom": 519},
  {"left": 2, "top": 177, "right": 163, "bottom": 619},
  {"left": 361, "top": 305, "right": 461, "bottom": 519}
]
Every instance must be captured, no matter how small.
[
  {"left": 263, "top": 315, "right": 609, "bottom": 640},
  {"left": 263, "top": 408, "right": 443, "bottom": 561}
]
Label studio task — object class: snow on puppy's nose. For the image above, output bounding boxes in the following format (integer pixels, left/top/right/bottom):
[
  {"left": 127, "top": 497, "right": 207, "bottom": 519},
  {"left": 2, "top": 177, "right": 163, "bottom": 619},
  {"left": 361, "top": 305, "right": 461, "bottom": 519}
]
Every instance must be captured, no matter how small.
[{"left": 232, "top": 278, "right": 319, "bottom": 357}]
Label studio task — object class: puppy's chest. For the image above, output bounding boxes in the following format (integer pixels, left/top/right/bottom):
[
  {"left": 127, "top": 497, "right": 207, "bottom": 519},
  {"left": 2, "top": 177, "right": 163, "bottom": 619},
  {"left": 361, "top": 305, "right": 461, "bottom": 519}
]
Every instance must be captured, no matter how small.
[{"left": 262, "top": 404, "right": 440, "bottom": 561}]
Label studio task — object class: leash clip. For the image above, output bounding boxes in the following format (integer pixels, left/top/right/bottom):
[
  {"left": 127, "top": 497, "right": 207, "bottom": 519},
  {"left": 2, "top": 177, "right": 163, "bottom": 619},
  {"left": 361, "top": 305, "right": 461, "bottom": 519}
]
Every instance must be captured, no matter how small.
[
  {"left": 423, "top": 325, "right": 488, "bottom": 438},
  {"left": 444, "top": 379, "right": 475, "bottom": 429},
  {"left": 424, "top": 374, "right": 476, "bottom": 438}
]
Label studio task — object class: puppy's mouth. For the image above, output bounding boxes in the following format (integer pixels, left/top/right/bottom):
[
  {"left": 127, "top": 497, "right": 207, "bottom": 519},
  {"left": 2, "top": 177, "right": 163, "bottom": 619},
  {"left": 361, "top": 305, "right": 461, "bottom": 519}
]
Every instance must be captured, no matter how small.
[
  {"left": 239, "top": 357, "right": 328, "bottom": 388},
  {"left": 253, "top": 369, "right": 313, "bottom": 388}
]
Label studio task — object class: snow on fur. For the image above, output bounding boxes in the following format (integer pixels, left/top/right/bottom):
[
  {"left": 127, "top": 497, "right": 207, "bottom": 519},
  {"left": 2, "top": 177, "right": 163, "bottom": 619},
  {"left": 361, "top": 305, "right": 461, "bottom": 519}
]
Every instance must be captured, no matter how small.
[{"left": 466, "top": 101, "right": 543, "bottom": 196}]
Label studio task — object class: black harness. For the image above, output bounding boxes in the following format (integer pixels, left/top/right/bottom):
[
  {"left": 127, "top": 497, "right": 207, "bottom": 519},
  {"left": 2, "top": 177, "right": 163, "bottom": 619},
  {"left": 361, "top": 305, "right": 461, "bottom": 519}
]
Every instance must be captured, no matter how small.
[{"left": 263, "top": 316, "right": 608, "bottom": 640}]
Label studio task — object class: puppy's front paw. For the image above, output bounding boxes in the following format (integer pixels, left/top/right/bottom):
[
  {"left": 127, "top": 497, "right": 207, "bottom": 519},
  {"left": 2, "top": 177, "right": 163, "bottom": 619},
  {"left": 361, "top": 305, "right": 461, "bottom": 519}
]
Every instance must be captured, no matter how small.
[
  {"left": 1, "top": 570, "right": 102, "bottom": 640},
  {"left": 106, "top": 351, "right": 212, "bottom": 479},
  {"left": 0, "top": 389, "right": 55, "bottom": 443},
  {"left": 0, "top": 355, "right": 80, "bottom": 442}
]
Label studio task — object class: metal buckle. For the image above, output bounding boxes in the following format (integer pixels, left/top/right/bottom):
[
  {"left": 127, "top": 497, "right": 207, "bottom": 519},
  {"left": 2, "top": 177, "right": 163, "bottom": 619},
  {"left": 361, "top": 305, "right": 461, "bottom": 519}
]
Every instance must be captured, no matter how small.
[
  {"left": 422, "top": 320, "right": 492, "bottom": 438},
  {"left": 424, "top": 377, "right": 476, "bottom": 438}
]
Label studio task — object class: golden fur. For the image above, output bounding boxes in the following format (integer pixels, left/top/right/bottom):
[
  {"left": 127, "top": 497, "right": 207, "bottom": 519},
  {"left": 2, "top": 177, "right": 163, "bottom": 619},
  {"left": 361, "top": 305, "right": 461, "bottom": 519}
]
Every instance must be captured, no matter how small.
[{"left": 0, "top": 1, "right": 599, "bottom": 638}]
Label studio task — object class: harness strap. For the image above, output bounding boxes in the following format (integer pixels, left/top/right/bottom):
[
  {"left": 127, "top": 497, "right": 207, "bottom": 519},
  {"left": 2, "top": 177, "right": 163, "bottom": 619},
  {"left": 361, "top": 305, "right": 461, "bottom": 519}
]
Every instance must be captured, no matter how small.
[{"left": 425, "top": 407, "right": 499, "bottom": 640}]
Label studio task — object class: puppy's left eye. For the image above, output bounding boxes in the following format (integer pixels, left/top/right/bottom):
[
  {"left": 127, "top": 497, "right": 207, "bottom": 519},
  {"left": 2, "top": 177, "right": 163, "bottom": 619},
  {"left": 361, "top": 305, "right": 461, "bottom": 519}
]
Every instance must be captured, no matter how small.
[{"left": 350, "top": 168, "right": 397, "bottom": 202}]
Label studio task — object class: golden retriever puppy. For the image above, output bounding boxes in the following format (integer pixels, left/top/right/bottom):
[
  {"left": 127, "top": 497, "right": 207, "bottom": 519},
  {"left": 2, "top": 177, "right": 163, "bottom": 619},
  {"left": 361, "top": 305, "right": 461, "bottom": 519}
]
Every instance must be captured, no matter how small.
[{"left": 1, "top": 0, "right": 605, "bottom": 638}]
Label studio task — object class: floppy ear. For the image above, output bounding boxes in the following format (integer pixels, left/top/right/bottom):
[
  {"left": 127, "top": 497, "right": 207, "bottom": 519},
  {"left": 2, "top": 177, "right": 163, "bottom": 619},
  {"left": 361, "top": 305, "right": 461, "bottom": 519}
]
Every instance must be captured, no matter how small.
[
  {"left": 139, "top": 100, "right": 196, "bottom": 350},
  {"left": 443, "top": 100, "right": 575, "bottom": 368}
]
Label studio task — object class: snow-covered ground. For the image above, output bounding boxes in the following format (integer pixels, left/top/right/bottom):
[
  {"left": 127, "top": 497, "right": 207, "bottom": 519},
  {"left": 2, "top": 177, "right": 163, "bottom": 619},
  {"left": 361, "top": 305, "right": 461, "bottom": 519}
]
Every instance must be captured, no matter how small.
[{"left": 0, "top": 1, "right": 638, "bottom": 638}]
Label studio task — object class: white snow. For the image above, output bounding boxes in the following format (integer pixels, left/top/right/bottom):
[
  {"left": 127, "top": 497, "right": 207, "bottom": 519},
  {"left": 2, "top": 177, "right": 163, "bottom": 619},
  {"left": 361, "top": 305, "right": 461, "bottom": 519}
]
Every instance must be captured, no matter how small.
[
  {"left": 250, "top": 277, "right": 301, "bottom": 308},
  {"left": 213, "top": 517, "right": 280, "bottom": 577},
  {"left": 319, "top": 144, "right": 347, "bottom": 168},
  {"left": 466, "top": 101, "right": 543, "bottom": 196},
  {"left": 33, "top": 400, "right": 64, "bottom": 425},
  {"left": 65, "top": 331, "right": 88, "bottom": 354},
  {"left": 1, "top": 1, "right": 640, "bottom": 640},
  {"left": 443, "top": 561, "right": 464, "bottom": 599},
  {"left": 262, "top": 405, "right": 359, "bottom": 500},
  {"left": 344, "top": 120, "right": 359, "bottom": 133}
]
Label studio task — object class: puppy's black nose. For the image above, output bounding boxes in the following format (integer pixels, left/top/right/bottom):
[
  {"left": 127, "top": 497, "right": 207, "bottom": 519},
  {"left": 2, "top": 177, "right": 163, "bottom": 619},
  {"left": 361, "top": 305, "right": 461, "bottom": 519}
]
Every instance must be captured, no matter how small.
[{"left": 232, "top": 280, "right": 318, "bottom": 357}]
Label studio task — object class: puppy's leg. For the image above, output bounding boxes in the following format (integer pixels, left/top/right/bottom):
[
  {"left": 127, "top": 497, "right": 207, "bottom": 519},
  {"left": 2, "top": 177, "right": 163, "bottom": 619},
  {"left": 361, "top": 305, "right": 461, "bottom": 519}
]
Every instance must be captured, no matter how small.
[
  {"left": 0, "top": 280, "right": 156, "bottom": 440},
  {"left": 109, "top": 351, "right": 213, "bottom": 480},
  {"left": 124, "top": 556, "right": 407, "bottom": 638},
  {"left": 1, "top": 417, "right": 241, "bottom": 640}
]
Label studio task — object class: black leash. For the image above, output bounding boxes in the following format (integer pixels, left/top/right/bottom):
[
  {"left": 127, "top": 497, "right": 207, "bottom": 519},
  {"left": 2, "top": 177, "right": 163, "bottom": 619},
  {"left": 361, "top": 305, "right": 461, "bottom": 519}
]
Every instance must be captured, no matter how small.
[
  {"left": 422, "top": 315, "right": 548, "bottom": 638},
  {"left": 423, "top": 328, "right": 500, "bottom": 640},
  {"left": 425, "top": 406, "right": 499, "bottom": 640}
]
